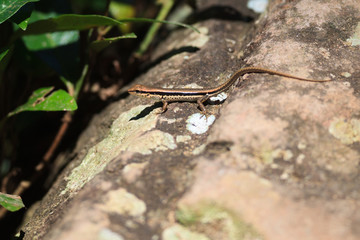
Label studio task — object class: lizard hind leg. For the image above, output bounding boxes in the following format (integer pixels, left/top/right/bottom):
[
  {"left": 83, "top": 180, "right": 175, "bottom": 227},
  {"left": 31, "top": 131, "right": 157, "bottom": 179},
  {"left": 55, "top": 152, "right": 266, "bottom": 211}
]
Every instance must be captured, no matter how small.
[
  {"left": 197, "top": 94, "right": 210, "bottom": 115},
  {"left": 158, "top": 100, "right": 169, "bottom": 114}
]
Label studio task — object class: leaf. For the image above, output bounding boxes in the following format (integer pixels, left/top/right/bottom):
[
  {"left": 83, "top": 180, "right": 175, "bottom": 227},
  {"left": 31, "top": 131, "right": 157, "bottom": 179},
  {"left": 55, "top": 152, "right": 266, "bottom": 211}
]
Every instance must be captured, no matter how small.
[
  {"left": 7, "top": 87, "right": 78, "bottom": 117},
  {"left": 15, "top": 14, "right": 199, "bottom": 37},
  {"left": 10, "top": 2, "right": 34, "bottom": 30},
  {"left": 14, "top": 14, "right": 30, "bottom": 30},
  {"left": 21, "top": 11, "right": 79, "bottom": 50},
  {"left": 18, "top": 14, "right": 124, "bottom": 36},
  {"left": 0, "top": 0, "right": 40, "bottom": 24},
  {"left": 23, "top": 30, "right": 79, "bottom": 50},
  {"left": 90, "top": 32, "right": 137, "bottom": 52},
  {"left": 0, "top": 192, "right": 25, "bottom": 212}
]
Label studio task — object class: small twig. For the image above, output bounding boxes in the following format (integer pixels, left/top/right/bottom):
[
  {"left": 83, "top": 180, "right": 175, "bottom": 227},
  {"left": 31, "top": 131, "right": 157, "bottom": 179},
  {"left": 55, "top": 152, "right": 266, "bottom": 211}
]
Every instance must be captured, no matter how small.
[{"left": 42, "top": 112, "right": 72, "bottom": 164}]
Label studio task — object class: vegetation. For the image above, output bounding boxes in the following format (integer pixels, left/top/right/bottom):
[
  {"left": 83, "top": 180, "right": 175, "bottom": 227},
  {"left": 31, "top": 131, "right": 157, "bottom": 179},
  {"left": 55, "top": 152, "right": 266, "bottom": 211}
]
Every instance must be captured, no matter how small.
[{"left": 0, "top": 0, "right": 195, "bottom": 236}]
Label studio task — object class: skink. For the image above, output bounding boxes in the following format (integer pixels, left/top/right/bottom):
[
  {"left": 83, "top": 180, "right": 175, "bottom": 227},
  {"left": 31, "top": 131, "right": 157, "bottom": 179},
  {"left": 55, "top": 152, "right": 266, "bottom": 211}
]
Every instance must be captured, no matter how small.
[{"left": 128, "top": 67, "right": 330, "bottom": 114}]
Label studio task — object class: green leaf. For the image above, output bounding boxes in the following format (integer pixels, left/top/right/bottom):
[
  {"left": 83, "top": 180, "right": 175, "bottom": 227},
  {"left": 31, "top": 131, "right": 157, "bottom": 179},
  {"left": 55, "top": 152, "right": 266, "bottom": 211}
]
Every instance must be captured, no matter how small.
[
  {"left": 0, "top": 0, "right": 40, "bottom": 24},
  {"left": 15, "top": 15, "right": 29, "bottom": 30},
  {"left": 17, "top": 14, "right": 124, "bottom": 36},
  {"left": 0, "top": 192, "right": 25, "bottom": 212},
  {"left": 23, "top": 30, "right": 79, "bottom": 50},
  {"left": 21, "top": 11, "right": 79, "bottom": 50},
  {"left": 90, "top": 32, "right": 137, "bottom": 52},
  {"left": 10, "top": 2, "right": 34, "bottom": 30},
  {"left": 7, "top": 87, "right": 78, "bottom": 117},
  {"left": 15, "top": 14, "right": 199, "bottom": 37}
]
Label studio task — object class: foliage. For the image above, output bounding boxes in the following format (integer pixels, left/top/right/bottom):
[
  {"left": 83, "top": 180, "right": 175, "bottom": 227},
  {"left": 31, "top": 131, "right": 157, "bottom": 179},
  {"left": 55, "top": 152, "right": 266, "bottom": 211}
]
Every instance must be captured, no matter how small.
[
  {"left": 7, "top": 87, "right": 78, "bottom": 117},
  {"left": 0, "top": 0, "right": 196, "bottom": 214},
  {"left": 0, "top": 192, "right": 25, "bottom": 212}
]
